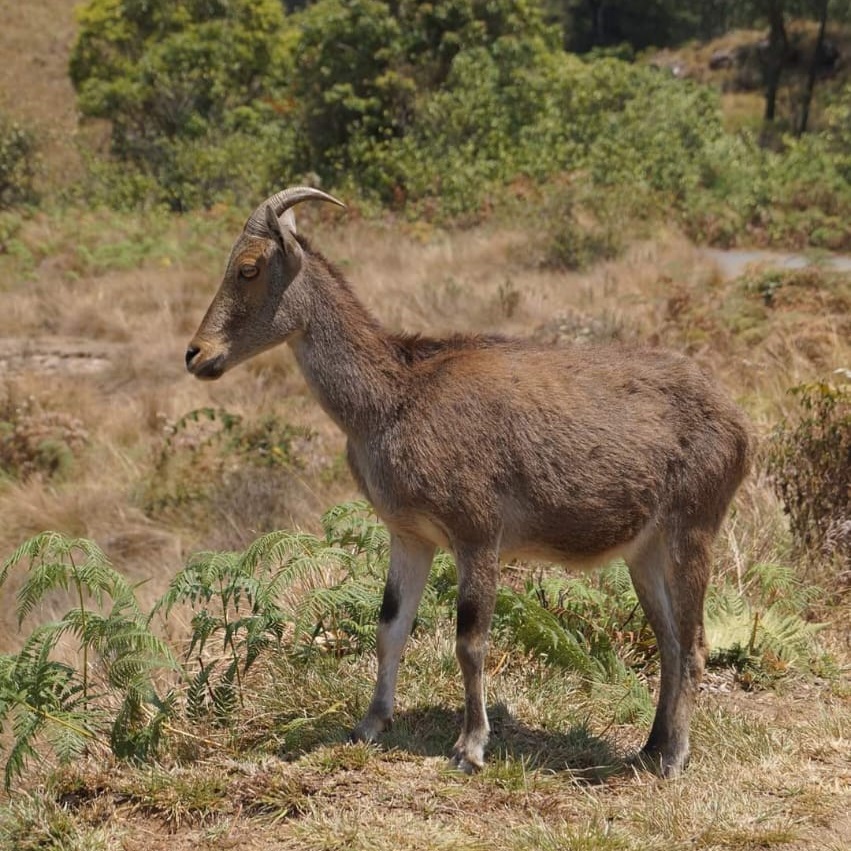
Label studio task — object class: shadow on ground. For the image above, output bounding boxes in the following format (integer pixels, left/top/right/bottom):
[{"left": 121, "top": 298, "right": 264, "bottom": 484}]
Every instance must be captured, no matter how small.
[{"left": 375, "top": 702, "right": 629, "bottom": 782}]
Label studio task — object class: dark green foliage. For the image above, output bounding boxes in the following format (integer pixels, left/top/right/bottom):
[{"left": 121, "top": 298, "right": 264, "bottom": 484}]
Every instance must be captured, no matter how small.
[
  {"left": 290, "top": 0, "right": 412, "bottom": 177},
  {"left": 768, "top": 382, "right": 851, "bottom": 571},
  {"left": 0, "top": 113, "right": 38, "bottom": 209},
  {"left": 554, "top": 0, "right": 702, "bottom": 52},
  {"left": 70, "top": 0, "right": 291, "bottom": 209},
  {"left": 289, "top": 0, "right": 556, "bottom": 186}
]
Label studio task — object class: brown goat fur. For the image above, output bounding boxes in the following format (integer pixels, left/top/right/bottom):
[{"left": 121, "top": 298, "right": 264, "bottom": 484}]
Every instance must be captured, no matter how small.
[{"left": 186, "top": 188, "right": 752, "bottom": 777}]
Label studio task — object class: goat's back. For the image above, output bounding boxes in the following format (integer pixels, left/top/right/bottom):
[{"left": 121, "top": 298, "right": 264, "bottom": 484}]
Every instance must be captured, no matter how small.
[{"left": 349, "top": 340, "right": 751, "bottom": 558}]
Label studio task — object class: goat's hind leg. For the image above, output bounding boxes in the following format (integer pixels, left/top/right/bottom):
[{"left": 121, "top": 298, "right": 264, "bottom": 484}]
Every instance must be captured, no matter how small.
[
  {"left": 451, "top": 544, "right": 500, "bottom": 773},
  {"left": 627, "top": 526, "right": 710, "bottom": 777},
  {"left": 351, "top": 534, "right": 434, "bottom": 742}
]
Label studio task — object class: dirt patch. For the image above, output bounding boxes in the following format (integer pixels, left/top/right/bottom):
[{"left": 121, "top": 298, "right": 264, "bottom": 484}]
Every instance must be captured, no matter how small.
[{"left": 0, "top": 336, "right": 120, "bottom": 376}]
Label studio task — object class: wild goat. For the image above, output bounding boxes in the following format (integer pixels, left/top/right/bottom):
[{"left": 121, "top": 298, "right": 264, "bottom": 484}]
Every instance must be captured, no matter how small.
[{"left": 186, "top": 186, "right": 751, "bottom": 777}]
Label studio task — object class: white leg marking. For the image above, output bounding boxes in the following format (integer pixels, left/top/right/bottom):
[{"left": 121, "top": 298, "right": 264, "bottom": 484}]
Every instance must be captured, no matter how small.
[{"left": 351, "top": 534, "right": 434, "bottom": 742}]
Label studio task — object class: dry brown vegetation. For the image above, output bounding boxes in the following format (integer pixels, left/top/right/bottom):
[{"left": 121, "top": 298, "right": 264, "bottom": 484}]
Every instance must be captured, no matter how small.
[
  {"left": 1, "top": 4, "right": 850, "bottom": 850},
  {"left": 1, "top": 204, "right": 849, "bottom": 850}
]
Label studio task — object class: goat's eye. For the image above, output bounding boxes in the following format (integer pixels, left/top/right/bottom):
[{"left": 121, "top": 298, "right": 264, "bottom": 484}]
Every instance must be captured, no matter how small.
[{"left": 239, "top": 263, "right": 258, "bottom": 279}]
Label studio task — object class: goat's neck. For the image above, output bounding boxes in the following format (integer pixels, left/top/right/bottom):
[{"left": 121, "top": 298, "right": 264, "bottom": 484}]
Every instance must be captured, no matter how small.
[{"left": 289, "top": 272, "right": 401, "bottom": 436}]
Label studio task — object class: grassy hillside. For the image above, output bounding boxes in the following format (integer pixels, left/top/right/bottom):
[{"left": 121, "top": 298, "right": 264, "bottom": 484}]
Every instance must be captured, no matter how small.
[
  {"left": 0, "top": 4, "right": 849, "bottom": 851},
  {"left": 0, "top": 0, "right": 95, "bottom": 191}
]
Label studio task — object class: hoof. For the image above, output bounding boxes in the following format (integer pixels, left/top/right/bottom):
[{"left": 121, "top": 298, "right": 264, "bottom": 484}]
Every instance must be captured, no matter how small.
[
  {"left": 633, "top": 747, "right": 689, "bottom": 778},
  {"left": 450, "top": 732, "right": 487, "bottom": 774},
  {"left": 450, "top": 750, "right": 483, "bottom": 775},
  {"left": 350, "top": 715, "right": 391, "bottom": 744}
]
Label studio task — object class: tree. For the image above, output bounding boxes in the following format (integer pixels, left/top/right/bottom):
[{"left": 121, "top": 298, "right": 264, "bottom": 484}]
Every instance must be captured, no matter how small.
[
  {"left": 70, "top": 0, "right": 290, "bottom": 209},
  {"left": 761, "top": 0, "right": 790, "bottom": 126},
  {"left": 797, "top": 0, "right": 830, "bottom": 134},
  {"left": 289, "top": 0, "right": 555, "bottom": 178}
]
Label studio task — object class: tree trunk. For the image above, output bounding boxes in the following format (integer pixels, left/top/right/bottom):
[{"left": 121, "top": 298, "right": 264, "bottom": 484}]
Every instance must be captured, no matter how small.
[
  {"left": 589, "top": 0, "right": 605, "bottom": 47},
  {"left": 797, "top": 0, "right": 830, "bottom": 136},
  {"left": 763, "top": 2, "right": 789, "bottom": 127}
]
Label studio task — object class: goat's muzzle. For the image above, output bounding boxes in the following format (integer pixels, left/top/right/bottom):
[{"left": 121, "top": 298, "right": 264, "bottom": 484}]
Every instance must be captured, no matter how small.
[{"left": 185, "top": 346, "right": 225, "bottom": 380}]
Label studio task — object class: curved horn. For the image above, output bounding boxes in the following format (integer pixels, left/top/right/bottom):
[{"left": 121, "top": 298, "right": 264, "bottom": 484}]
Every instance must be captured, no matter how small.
[{"left": 244, "top": 186, "right": 345, "bottom": 237}]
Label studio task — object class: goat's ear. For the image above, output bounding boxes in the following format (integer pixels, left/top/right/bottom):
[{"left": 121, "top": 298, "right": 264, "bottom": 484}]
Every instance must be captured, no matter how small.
[{"left": 264, "top": 205, "right": 298, "bottom": 256}]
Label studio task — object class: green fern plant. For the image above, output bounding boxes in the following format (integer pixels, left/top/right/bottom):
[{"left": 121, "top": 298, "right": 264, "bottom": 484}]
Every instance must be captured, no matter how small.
[
  {"left": 491, "top": 562, "right": 654, "bottom": 723},
  {"left": 705, "top": 571, "right": 823, "bottom": 685},
  {"left": 155, "top": 528, "right": 348, "bottom": 721},
  {"left": 0, "top": 533, "right": 175, "bottom": 788}
]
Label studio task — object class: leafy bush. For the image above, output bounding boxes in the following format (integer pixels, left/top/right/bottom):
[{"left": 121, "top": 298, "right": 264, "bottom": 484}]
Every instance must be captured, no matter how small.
[
  {"left": 768, "top": 382, "right": 851, "bottom": 573},
  {"left": 0, "top": 395, "right": 89, "bottom": 482},
  {"left": 0, "top": 113, "right": 38, "bottom": 209},
  {"left": 141, "top": 407, "right": 308, "bottom": 526},
  {"left": 289, "top": 0, "right": 557, "bottom": 191},
  {"left": 70, "top": 0, "right": 291, "bottom": 209}
]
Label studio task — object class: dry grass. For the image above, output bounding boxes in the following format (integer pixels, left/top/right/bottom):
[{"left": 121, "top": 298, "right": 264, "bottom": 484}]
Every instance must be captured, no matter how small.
[
  {"left": 1, "top": 204, "right": 850, "bottom": 850},
  {"left": 1, "top": 6, "right": 850, "bottom": 848},
  {"left": 0, "top": 0, "right": 101, "bottom": 192},
  {"left": 4, "top": 634, "right": 846, "bottom": 851}
]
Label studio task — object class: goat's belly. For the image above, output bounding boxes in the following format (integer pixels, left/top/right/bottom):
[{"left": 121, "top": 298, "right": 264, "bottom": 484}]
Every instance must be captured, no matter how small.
[
  {"left": 500, "top": 524, "right": 653, "bottom": 571},
  {"left": 377, "top": 509, "right": 453, "bottom": 550},
  {"left": 501, "top": 542, "right": 607, "bottom": 570},
  {"left": 378, "top": 507, "right": 655, "bottom": 572}
]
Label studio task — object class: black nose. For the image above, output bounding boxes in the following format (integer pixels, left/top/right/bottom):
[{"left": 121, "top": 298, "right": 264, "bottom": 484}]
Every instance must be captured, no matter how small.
[{"left": 185, "top": 346, "right": 201, "bottom": 369}]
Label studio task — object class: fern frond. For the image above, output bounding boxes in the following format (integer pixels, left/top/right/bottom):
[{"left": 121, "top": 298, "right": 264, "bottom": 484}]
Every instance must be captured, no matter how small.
[
  {"left": 187, "top": 663, "right": 215, "bottom": 721},
  {"left": 757, "top": 606, "right": 823, "bottom": 667},
  {"left": 321, "top": 501, "right": 389, "bottom": 567},
  {"left": 1, "top": 531, "right": 69, "bottom": 578},
  {"left": 5, "top": 712, "right": 39, "bottom": 790},
  {"left": 187, "top": 609, "right": 221, "bottom": 659},
  {"left": 44, "top": 713, "right": 91, "bottom": 765},
  {"left": 494, "top": 588, "right": 607, "bottom": 680},
  {"left": 706, "top": 586, "right": 823, "bottom": 672},
  {"left": 212, "top": 660, "right": 239, "bottom": 721},
  {"left": 13, "top": 559, "right": 70, "bottom": 625}
]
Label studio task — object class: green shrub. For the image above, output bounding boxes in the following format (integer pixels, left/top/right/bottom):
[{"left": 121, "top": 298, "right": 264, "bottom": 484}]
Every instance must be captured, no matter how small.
[
  {"left": 768, "top": 382, "right": 851, "bottom": 573},
  {"left": 0, "top": 533, "right": 175, "bottom": 787},
  {"left": 289, "top": 0, "right": 557, "bottom": 193},
  {"left": 0, "top": 113, "right": 38, "bottom": 209},
  {"left": 70, "top": 0, "right": 291, "bottom": 209},
  {"left": 140, "top": 407, "right": 308, "bottom": 525}
]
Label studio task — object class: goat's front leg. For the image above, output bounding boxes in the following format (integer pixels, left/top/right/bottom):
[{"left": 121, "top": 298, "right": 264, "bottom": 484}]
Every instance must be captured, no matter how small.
[
  {"left": 452, "top": 543, "right": 499, "bottom": 773},
  {"left": 351, "top": 534, "right": 434, "bottom": 743}
]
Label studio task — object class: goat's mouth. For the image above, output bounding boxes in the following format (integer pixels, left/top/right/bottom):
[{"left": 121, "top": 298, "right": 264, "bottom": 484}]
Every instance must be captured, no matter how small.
[{"left": 188, "top": 353, "right": 226, "bottom": 381}]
